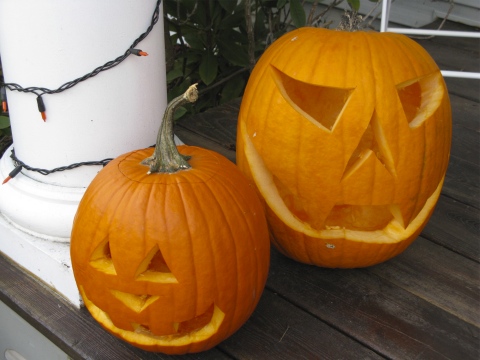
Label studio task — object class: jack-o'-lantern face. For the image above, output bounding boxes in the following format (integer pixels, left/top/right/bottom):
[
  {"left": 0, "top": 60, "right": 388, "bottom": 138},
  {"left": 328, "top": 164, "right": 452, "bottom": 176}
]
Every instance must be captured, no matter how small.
[
  {"left": 237, "top": 28, "right": 451, "bottom": 268},
  {"left": 78, "top": 238, "right": 225, "bottom": 344},
  {"left": 71, "top": 147, "right": 270, "bottom": 354}
]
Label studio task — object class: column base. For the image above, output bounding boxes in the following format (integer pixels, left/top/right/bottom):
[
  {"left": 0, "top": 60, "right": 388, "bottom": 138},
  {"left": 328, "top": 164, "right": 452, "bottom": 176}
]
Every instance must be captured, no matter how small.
[
  {"left": 0, "top": 145, "right": 91, "bottom": 241},
  {"left": 0, "top": 213, "right": 81, "bottom": 307},
  {"left": 0, "top": 145, "right": 86, "bottom": 307}
]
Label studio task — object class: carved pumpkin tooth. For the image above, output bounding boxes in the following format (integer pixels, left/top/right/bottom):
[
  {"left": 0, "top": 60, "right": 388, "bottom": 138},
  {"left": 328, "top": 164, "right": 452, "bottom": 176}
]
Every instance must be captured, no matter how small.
[{"left": 109, "top": 290, "right": 159, "bottom": 313}]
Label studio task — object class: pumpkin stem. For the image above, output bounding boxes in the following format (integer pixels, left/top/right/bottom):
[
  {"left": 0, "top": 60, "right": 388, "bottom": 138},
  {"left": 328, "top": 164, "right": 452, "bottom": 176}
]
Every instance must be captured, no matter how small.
[
  {"left": 141, "top": 84, "right": 198, "bottom": 174},
  {"left": 337, "top": 10, "right": 363, "bottom": 32}
]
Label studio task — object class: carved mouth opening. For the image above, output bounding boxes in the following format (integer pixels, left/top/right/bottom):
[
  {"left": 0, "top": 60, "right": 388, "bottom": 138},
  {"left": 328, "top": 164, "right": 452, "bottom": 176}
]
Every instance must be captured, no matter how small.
[
  {"left": 132, "top": 303, "right": 218, "bottom": 337},
  {"left": 109, "top": 289, "right": 218, "bottom": 336},
  {"left": 272, "top": 175, "right": 403, "bottom": 231},
  {"left": 80, "top": 286, "right": 225, "bottom": 347},
  {"left": 323, "top": 204, "right": 397, "bottom": 231}
]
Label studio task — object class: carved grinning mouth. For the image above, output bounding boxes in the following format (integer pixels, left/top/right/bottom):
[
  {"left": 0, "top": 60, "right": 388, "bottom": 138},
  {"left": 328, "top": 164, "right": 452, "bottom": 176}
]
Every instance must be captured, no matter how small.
[
  {"left": 108, "top": 290, "right": 220, "bottom": 336},
  {"left": 86, "top": 240, "right": 225, "bottom": 341},
  {"left": 80, "top": 286, "right": 225, "bottom": 345},
  {"left": 240, "top": 116, "right": 444, "bottom": 241},
  {"left": 130, "top": 303, "right": 220, "bottom": 338}
]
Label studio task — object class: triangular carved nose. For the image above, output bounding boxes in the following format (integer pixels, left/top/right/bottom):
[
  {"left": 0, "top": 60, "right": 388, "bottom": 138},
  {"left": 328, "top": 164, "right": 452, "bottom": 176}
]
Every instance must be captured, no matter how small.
[
  {"left": 135, "top": 245, "right": 178, "bottom": 284},
  {"left": 342, "top": 110, "right": 396, "bottom": 181}
]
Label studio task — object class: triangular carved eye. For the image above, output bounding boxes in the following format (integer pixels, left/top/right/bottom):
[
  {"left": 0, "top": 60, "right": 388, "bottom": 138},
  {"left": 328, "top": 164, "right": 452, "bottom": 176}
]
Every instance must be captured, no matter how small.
[
  {"left": 135, "top": 245, "right": 178, "bottom": 284},
  {"left": 396, "top": 72, "right": 444, "bottom": 128},
  {"left": 271, "top": 65, "right": 353, "bottom": 131},
  {"left": 90, "top": 238, "right": 117, "bottom": 275},
  {"left": 110, "top": 290, "right": 159, "bottom": 313}
]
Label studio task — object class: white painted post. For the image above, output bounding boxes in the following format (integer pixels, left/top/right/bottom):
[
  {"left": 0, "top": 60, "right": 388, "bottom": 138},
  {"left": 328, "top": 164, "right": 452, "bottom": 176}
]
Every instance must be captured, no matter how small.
[{"left": 0, "top": 0, "right": 167, "bottom": 306}]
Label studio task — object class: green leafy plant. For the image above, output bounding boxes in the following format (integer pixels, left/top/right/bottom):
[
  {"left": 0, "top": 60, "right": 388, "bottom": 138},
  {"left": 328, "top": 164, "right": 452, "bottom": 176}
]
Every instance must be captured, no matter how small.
[
  {"left": 164, "top": 0, "right": 379, "bottom": 119},
  {"left": 0, "top": 115, "right": 10, "bottom": 136}
]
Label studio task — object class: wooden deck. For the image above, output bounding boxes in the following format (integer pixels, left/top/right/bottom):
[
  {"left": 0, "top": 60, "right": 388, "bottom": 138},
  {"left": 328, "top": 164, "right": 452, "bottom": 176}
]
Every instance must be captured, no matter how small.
[{"left": 1, "top": 21, "right": 479, "bottom": 359}]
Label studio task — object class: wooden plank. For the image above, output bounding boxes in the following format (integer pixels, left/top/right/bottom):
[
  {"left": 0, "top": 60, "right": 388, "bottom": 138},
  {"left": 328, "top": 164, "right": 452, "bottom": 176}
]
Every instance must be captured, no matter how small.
[
  {"left": 422, "top": 195, "right": 480, "bottom": 260},
  {"left": 175, "top": 126, "right": 236, "bottom": 163},
  {"left": 0, "top": 253, "right": 231, "bottom": 360},
  {"left": 443, "top": 154, "right": 480, "bottom": 208},
  {"left": 451, "top": 123, "right": 479, "bottom": 165},
  {"left": 219, "top": 290, "right": 384, "bottom": 360},
  {"left": 448, "top": 92, "right": 479, "bottom": 167},
  {"left": 174, "top": 101, "right": 239, "bottom": 164},
  {"left": 369, "top": 238, "right": 480, "bottom": 328},
  {"left": 444, "top": 77, "right": 480, "bottom": 102},
  {"left": 416, "top": 39, "right": 479, "bottom": 73},
  {"left": 175, "top": 99, "right": 240, "bottom": 153},
  {"left": 266, "top": 243, "right": 480, "bottom": 360},
  {"left": 438, "top": 93, "right": 479, "bottom": 206},
  {"left": 450, "top": 93, "right": 479, "bottom": 131}
]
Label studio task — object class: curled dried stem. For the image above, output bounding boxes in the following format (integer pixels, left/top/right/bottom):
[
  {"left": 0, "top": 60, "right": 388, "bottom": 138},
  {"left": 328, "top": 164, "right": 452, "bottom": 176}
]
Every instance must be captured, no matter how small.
[{"left": 142, "top": 84, "right": 198, "bottom": 174}]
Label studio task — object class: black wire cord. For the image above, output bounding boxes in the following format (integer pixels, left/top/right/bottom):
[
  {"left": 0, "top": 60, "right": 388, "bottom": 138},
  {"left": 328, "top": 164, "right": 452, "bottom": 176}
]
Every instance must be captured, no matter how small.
[
  {"left": 3, "top": 148, "right": 114, "bottom": 184},
  {"left": 10, "top": 148, "right": 112, "bottom": 175},
  {"left": 1, "top": 0, "right": 162, "bottom": 98}
]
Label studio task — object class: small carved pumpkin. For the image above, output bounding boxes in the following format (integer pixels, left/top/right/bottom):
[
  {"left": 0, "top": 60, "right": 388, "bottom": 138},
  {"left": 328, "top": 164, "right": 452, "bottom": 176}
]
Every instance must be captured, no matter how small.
[
  {"left": 236, "top": 28, "right": 451, "bottom": 268},
  {"left": 71, "top": 86, "right": 270, "bottom": 354}
]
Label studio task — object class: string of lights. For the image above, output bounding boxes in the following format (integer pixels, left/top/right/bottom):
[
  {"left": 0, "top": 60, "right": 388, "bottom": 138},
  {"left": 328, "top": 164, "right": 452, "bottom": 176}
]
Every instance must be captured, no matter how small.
[
  {"left": 2, "top": 149, "right": 113, "bottom": 184},
  {"left": 1, "top": 0, "right": 162, "bottom": 121},
  {"left": 1, "top": 0, "right": 162, "bottom": 184}
]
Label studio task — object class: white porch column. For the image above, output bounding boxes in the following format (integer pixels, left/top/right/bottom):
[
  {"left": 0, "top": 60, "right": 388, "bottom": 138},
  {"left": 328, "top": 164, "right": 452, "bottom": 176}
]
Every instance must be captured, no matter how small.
[{"left": 0, "top": 0, "right": 166, "bottom": 306}]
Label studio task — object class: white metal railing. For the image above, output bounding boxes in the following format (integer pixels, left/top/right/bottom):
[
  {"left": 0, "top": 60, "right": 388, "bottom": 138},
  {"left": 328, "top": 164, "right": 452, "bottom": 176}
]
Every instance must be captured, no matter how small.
[{"left": 380, "top": 0, "right": 480, "bottom": 79}]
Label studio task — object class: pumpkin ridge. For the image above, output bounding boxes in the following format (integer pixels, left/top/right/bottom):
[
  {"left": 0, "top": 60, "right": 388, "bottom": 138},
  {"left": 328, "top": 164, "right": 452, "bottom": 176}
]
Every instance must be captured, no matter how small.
[
  {"left": 174, "top": 179, "right": 206, "bottom": 324},
  {"left": 200, "top": 176, "right": 240, "bottom": 336},
  {"left": 208, "top": 160, "right": 270, "bottom": 313},
  {"left": 208, "top": 169, "right": 268, "bottom": 335},
  {"left": 109, "top": 179, "right": 154, "bottom": 278}
]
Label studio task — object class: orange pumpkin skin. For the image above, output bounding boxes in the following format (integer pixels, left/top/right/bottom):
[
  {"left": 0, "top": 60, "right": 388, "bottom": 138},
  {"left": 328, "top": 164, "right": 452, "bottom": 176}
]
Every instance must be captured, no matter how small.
[
  {"left": 236, "top": 28, "right": 451, "bottom": 268},
  {"left": 71, "top": 145, "right": 270, "bottom": 354}
]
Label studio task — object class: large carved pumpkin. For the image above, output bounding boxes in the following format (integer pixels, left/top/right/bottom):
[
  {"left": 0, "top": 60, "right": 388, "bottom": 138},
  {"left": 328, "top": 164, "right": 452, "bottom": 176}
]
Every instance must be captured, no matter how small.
[
  {"left": 71, "top": 86, "right": 270, "bottom": 354},
  {"left": 236, "top": 28, "right": 451, "bottom": 268}
]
